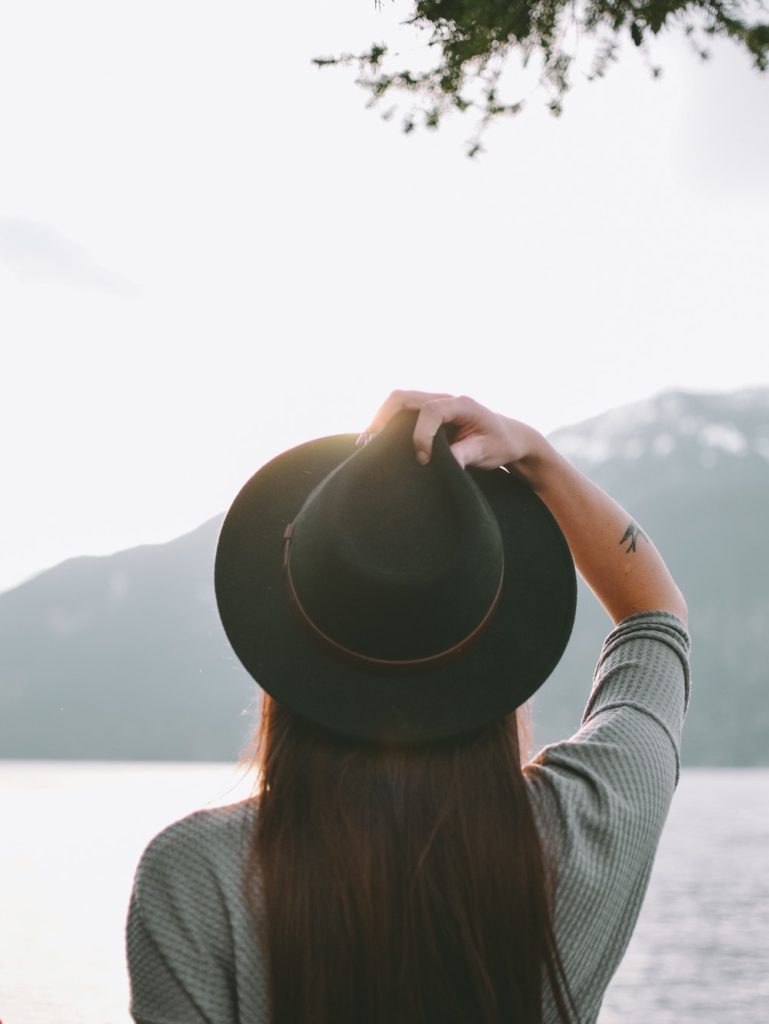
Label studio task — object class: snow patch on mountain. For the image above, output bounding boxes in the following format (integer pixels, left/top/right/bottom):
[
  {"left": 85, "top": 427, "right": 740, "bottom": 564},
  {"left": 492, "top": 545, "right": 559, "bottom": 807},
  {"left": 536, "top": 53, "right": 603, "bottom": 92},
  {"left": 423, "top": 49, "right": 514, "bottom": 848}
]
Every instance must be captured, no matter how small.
[
  {"left": 678, "top": 415, "right": 701, "bottom": 435},
  {"left": 551, "top": 434, "right": 613, "bottom": 463},
  {"left": 699, "top": 423, "right": 747, "bottom": 455},
  {"left": 652, "top": 433, "right": 676, "bottom": 457},
  {"left": 622, "top": 438, "right": 645, "bottom": 460},
  {"left": 549, "top": 387, "right": 769, "bottom": 466}
]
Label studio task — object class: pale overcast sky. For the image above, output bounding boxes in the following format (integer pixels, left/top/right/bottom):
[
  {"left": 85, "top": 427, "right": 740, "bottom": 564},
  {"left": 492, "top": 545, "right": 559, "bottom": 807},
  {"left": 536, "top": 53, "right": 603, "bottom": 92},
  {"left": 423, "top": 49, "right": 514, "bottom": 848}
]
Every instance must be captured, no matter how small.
[{"left": 2, "top": 0, "right": 768, "bottom": 593}]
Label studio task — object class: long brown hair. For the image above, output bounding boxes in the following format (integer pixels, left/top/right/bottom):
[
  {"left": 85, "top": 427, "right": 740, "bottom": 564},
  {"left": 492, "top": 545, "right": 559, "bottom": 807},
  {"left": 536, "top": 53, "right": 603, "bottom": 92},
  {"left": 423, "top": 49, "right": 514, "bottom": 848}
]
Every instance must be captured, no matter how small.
[{"left": 246, "top": 696, "right": 575, "bottom": 1024}]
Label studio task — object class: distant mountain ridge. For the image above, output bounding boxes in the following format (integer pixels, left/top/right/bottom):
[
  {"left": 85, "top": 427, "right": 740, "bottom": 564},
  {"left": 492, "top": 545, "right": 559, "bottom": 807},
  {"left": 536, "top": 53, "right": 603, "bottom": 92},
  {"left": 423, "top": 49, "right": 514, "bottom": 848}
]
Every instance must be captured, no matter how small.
[
  {"left": 552, "top": 387, "right": 769, "bottom": 468},
  {"left": 0, "top": 517, "right": 249, "bottom": 761},
  {"left": 1, "top": 387, "right": 767, "bottom": 764}
]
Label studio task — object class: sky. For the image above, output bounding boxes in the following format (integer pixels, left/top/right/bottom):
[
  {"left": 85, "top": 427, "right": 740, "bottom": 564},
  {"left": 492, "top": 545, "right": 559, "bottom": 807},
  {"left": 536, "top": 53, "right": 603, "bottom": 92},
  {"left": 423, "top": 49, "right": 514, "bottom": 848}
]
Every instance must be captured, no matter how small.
[{"left": 2, "top": 0, "right": 768, "bottom": 594}]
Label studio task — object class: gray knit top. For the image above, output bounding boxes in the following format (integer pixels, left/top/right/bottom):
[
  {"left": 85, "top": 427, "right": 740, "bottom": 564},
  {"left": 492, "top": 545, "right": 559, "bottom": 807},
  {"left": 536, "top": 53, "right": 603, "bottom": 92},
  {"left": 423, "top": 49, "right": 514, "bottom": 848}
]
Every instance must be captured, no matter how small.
[{"left": 127, "top": 610, "right": 691, "bottom": 1024}]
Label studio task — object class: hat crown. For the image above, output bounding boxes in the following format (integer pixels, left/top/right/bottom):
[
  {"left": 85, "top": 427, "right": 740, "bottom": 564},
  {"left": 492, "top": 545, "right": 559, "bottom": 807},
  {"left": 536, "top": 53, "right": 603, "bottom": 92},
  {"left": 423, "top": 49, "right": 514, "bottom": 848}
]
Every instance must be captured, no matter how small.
[{"left": 287, "top": 412, "right": 504, "bottom": 663}]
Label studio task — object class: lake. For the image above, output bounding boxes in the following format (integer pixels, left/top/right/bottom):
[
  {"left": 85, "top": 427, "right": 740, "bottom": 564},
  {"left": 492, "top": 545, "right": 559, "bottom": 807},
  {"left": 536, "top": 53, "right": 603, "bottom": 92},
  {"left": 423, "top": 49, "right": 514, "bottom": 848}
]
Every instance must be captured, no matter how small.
[{"left": 1, "top": 764, "right": 767, "bottom": 1023}]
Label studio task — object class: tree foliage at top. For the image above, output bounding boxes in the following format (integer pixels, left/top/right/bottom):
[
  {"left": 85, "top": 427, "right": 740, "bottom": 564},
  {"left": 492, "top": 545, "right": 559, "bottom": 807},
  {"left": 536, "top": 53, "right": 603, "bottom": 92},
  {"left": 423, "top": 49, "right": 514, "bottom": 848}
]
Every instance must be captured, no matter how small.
[{"left": 314, "top": 0, "right": 769, "bottom": 154}]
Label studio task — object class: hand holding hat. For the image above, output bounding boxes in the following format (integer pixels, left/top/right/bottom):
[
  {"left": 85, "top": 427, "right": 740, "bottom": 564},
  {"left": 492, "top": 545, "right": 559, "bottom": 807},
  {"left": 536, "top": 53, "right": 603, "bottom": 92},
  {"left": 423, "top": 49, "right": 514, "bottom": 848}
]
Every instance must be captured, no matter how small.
[{"left": 365, "top": 390, "right": 545, "bottom": 472}]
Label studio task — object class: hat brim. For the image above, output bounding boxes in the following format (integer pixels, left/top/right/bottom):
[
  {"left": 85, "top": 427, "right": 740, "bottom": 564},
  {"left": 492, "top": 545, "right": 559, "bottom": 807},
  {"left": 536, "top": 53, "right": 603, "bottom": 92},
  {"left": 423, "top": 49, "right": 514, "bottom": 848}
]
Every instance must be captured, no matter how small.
[{"left": 215, "top": 433, "right": 577, "bottom": 743}]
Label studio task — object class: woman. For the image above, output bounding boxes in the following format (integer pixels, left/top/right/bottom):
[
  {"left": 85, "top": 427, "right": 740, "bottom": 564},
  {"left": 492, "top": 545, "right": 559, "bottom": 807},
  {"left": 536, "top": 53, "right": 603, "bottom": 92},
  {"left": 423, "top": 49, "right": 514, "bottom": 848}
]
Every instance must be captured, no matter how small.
[{"left": 127, "top": 390, "right": 690, "bottom": 1024}]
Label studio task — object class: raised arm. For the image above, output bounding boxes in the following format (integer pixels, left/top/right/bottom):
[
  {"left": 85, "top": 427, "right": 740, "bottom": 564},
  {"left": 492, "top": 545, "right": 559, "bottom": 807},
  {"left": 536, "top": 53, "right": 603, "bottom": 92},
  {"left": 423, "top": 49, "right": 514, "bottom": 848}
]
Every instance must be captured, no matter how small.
[{"left": 368, "top": 391, "right": 687, "bottom": 627}]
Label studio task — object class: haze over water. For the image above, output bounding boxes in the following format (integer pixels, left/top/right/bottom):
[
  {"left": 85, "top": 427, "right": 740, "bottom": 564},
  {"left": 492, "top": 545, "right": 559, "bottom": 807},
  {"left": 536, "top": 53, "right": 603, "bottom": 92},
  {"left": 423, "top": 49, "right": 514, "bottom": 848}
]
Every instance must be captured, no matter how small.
[{"left": 1, "top": 764, "right": 767, "bottom": 1023}]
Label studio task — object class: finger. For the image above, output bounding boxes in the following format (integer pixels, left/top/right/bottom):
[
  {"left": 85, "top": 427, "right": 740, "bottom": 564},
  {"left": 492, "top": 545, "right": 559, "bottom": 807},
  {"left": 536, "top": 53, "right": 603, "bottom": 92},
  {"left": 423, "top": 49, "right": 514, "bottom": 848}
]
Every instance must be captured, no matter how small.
[
  {"left": 449, "top": 435, "right": 488, "bottom": 470},
  {"left": 412, "top": 396, "right": 477, "bottom": 464},
  {"left": 365, "top": 390, "right": 453, "bottom": 438}
]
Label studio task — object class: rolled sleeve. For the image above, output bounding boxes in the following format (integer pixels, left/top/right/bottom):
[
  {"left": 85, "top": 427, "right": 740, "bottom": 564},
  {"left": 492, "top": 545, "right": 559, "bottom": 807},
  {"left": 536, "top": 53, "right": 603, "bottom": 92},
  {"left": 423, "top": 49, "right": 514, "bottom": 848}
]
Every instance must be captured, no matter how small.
[{"left": 583, "top": 610, "right": 691, "bottom": 782}]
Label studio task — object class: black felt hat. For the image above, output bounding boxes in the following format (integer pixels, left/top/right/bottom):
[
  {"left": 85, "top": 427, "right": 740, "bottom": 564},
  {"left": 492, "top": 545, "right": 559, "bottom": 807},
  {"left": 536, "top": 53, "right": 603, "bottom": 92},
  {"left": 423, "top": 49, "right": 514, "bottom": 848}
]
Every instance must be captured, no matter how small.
[{"left": 214, "top": 411, "right": 576, "bottom": 743}]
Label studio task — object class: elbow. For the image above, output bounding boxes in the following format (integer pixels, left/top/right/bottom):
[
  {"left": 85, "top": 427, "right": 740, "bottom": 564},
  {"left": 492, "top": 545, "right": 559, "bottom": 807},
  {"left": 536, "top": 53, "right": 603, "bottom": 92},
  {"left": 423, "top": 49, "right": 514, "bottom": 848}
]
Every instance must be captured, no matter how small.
[
  {"left": 668, "top": 585, "right": 688, "bottom": 626},
  {"left": 609, "top": 584, "right": 688, "bottom": 627}
]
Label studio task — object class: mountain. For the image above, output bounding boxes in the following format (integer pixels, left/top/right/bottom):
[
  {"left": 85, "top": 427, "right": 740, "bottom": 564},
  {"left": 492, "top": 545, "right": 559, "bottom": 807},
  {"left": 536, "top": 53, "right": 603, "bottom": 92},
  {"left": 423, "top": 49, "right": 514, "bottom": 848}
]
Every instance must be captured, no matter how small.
[
  {"left": 0, "top": 519, "right": 254, "bottom": 760},
  {"left": 1, "top": 387, "right": 767, "bottom": 764}
]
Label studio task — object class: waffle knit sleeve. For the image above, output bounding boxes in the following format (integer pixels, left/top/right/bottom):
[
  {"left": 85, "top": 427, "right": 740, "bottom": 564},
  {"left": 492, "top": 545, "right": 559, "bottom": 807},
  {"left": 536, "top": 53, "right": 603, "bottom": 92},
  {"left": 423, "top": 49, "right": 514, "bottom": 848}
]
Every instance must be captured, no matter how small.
[
  {"left": 126, "top": 813, "right": 240, "bottom": 1024},
  {"left": 528, "top": 610, "right": 691, "bottom": 1024}
]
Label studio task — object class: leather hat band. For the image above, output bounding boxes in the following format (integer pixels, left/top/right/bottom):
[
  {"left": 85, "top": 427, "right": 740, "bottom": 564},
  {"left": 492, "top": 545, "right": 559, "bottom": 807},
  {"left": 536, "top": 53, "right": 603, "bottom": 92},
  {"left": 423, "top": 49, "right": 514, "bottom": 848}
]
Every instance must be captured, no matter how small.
[{"left": 283, "top": 523, "right": 504, "bottom": 671}]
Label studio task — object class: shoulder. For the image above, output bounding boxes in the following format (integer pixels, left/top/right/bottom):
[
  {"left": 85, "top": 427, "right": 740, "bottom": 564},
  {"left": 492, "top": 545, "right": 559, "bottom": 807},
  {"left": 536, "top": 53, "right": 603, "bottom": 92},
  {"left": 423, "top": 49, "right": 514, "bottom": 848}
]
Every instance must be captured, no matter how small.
[
  {"left": 132, "top": 800, "right": 257, "bottom": 919},
  {"left": 139, "top": 799, "right": 256, "bottom": 860},
  {"left": 127, "top": 800, "right": 265, "bottom": 1022},
  {"left": 138, "top": 798, "right": 255, "bottom": 863}
]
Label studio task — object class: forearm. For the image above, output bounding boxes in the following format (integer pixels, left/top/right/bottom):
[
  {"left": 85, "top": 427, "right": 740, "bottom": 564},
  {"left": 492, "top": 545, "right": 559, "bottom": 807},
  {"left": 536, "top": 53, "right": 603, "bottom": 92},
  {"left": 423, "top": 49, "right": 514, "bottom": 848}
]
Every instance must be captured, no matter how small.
[{"left": 510, "top": 430, "right": 687, "bottom": 626}]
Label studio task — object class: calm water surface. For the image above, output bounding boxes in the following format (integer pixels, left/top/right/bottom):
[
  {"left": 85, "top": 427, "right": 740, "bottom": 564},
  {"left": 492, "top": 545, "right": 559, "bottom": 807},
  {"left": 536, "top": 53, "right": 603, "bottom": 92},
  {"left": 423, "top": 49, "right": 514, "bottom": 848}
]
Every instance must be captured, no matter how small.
[{"left": 1, "top": 764, "right": 767, "bottom": 1023}]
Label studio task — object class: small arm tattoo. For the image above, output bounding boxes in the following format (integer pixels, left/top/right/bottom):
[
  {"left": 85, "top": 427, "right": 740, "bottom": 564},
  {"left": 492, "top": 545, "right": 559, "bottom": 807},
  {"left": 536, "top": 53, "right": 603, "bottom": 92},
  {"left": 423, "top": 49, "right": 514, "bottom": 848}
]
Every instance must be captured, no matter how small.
[{"left": 619, "top": 521, "right": 647, "bottom": 553}]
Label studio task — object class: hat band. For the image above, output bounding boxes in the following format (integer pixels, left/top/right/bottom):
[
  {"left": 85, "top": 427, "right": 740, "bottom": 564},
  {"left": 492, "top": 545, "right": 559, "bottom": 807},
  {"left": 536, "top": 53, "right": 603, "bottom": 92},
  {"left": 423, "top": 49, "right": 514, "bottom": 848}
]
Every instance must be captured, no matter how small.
[{"left": 283, "top": 524, "right": 504, "bottom": 670}]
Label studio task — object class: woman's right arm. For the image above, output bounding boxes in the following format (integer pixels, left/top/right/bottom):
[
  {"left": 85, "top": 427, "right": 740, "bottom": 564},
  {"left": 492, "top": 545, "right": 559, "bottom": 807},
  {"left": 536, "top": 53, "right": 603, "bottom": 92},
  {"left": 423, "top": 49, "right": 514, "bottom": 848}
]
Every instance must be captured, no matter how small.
[
  {"left": 512, "top": 431, "right": 687, "bottom": 626},
  {"left": 368, "top": 391, "right": 687, "bottom": 627}
]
